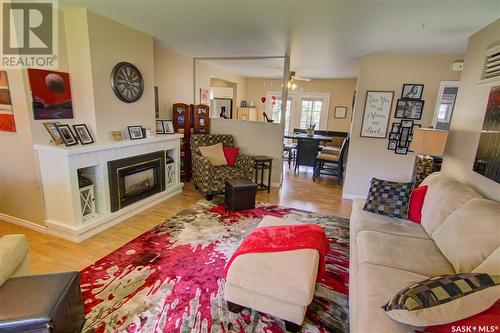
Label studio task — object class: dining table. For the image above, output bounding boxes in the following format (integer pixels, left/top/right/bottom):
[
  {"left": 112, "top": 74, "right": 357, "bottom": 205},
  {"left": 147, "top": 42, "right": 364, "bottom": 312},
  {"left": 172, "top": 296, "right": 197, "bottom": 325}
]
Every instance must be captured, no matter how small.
[{"left": 284, "top": 133, "right": 333, "bottom": 142}]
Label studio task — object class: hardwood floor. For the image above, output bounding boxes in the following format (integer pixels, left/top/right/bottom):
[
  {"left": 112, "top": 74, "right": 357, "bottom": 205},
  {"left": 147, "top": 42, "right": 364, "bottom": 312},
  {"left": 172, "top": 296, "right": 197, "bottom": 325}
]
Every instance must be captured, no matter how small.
[{"left": 0, "top": 166, "right": 352, "bottom": 275}]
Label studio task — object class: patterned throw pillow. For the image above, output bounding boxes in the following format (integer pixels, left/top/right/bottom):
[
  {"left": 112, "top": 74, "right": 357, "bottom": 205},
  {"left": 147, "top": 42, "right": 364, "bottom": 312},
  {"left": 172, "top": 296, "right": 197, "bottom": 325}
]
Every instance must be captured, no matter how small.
[
  {"left": 383, "top": 273, "right": 500, "bottom": 327},
  {"left": 363, "top": 178, "right": 414, "bottom": 218}
]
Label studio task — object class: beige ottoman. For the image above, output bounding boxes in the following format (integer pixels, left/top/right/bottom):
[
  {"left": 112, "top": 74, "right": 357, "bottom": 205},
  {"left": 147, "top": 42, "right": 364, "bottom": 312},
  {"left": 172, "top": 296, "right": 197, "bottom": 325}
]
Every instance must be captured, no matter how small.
[{"left": 224, "top": 216, "right": 320, "bottom": 332}]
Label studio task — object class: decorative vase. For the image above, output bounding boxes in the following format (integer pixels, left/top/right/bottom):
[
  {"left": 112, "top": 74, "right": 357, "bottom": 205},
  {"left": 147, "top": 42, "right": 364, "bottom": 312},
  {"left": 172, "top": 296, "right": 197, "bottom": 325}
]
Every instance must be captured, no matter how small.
[{"left": 306, "top": 129, "right": 314, "bottom": 137}]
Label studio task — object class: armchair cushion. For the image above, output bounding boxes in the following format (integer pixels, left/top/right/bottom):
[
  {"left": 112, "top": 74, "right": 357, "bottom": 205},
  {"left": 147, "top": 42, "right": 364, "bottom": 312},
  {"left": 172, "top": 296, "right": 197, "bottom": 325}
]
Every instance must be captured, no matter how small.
[{"left": 199, "top": 143, "right": 227, "bottom": 166}]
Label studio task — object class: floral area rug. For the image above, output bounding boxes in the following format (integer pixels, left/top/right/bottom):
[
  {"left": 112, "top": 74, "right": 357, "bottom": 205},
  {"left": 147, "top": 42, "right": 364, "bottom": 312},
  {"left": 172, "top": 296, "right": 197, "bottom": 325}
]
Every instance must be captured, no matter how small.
[{"left": 80, "top": 198, "right": 350, "bottom": 333}]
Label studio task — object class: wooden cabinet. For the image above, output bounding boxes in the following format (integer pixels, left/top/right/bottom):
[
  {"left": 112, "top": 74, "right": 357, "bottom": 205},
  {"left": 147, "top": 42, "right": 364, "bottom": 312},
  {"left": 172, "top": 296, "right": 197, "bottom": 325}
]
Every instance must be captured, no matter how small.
[
  {"left": 193, "top": 104, "right": 210, "bottom": 134},
  {"left": 173, "top": 103, "right": 191, "bottom": 182}
]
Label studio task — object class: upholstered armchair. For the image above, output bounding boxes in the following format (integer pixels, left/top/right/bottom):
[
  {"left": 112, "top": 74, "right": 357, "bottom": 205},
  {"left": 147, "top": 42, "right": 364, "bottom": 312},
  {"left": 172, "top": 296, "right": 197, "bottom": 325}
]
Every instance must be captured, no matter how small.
[{"left": 190, "top": 134, "right": 255, "bottom": 200}]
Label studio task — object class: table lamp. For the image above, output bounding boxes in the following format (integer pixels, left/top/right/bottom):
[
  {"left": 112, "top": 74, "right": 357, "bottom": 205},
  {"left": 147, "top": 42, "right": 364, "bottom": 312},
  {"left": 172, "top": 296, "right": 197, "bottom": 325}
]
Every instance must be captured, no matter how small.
[{"left": 410, "top": 128, "right": 448, "bottom": 185}]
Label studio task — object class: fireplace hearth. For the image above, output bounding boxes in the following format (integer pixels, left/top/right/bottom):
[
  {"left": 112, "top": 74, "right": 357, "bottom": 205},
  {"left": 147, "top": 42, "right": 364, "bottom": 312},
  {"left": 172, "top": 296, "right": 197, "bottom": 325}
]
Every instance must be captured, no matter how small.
[{"left": 108, "top": 151, "right": 165, "bottom": 212}]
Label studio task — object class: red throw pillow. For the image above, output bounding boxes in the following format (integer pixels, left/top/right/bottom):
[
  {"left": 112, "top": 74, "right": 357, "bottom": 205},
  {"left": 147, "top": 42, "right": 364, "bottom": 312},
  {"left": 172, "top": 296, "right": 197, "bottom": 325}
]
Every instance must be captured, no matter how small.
[
  {"left": 407, "top": 185, "right": 428, "bottom": 223},
  {"left": 223, "top": 146, "right": 239, "bottom": 167},
  {"left": 422, "top": 302, "right": 500, "bottom": 333}
]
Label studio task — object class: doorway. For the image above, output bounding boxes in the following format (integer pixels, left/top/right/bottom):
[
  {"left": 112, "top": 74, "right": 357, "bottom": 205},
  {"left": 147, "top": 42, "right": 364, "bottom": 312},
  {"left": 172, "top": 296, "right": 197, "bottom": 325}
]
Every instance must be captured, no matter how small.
[
  {"left": 266, "top": 91, "right": 331, "bottom": 134},
  {"left": 433, "top": 81, "right": 459, "bottom": 130}
]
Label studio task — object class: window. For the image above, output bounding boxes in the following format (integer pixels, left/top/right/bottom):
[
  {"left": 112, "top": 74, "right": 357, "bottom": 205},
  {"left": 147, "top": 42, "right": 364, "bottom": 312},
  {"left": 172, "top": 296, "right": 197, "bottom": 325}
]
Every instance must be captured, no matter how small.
[
  {"left": 270, "top": 97, "right": 291, "bottom": 125},
  {"left": 299, "top": 98, "right": 323, "bottom": 129},
  {"left": 437, "top": 103, "right": 451, "bottom": 122}
]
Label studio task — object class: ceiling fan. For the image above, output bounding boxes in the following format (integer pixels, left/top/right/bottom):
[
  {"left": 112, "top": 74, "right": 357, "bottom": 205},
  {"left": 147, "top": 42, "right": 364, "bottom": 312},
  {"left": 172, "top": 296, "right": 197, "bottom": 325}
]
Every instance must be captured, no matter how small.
[{"left": 288, "top": 71, "right": 311, "bottom": 82}]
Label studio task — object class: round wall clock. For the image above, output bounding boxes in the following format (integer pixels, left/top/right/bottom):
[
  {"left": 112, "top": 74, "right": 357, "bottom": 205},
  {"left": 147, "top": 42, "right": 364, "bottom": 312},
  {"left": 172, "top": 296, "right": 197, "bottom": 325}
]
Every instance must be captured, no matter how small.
[{"left": 110, "top": 62, "right": 144, "bottom": 103}]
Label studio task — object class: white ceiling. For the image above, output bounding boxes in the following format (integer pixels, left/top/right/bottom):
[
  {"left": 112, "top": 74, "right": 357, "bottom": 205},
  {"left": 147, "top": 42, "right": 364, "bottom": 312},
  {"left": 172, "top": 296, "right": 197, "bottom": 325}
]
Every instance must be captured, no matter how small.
[{"left": 61, "top": 0, "right": 500, "bottom": 79}]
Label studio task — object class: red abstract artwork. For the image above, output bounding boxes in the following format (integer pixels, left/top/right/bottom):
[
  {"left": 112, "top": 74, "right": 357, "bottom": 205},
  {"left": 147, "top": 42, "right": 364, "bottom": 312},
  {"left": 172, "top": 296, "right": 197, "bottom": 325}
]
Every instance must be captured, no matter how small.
[
  {"left": 27, "top": 68, "right": 74, "bottom": 120},
  {"left": 0, "top": 71, "right": 16, "bottom": 132}
]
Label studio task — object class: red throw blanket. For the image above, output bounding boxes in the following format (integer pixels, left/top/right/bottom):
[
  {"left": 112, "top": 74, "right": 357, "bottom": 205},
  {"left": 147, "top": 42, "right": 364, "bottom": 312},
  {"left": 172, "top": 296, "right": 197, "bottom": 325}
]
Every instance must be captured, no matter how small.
[{"left": 225, "top": 224, "right": 331, "bottom": 275}]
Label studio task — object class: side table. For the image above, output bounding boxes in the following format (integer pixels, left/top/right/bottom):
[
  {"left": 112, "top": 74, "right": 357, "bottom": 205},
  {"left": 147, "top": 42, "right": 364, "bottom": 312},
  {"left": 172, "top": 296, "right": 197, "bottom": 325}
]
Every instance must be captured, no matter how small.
[{"left": 252, "top": 156, "right": 273, "bottom": 193}]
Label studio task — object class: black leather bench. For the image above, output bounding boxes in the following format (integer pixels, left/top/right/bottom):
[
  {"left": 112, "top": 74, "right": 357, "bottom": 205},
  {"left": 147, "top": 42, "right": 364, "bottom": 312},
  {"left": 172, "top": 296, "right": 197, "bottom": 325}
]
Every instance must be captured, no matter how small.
[{"left": 0, "top": 272, "right": 85, "bottom": 332}]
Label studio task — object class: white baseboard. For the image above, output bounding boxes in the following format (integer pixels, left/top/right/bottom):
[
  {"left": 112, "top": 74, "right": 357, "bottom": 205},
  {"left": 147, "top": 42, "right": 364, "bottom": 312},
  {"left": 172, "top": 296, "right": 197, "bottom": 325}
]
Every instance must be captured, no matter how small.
[
  {"left": 45, "top": 185, "right": 183, "bottom": 243},
  {"left": 0, "top": 213, "right": 48, "bottom": 233},
  {"left": 342, "top": 193, "right": 367, "bottom": 200}
]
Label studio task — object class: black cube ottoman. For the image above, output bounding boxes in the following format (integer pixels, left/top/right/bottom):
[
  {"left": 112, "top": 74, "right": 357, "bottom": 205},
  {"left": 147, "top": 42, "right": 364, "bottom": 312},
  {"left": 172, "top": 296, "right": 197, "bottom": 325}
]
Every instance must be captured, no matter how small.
[
  {"left": 0, "top": 272, "right": 85, "bottom": 333},
  {"left": 225, "top": 179, "right": 258, "bottom": 211}
]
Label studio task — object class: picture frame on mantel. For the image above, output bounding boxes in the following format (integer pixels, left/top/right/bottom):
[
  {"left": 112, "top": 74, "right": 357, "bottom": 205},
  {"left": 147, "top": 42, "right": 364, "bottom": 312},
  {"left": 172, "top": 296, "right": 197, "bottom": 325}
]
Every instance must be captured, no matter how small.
[{"left": 360, "top": 90, "right": 394, "bottom": 139}]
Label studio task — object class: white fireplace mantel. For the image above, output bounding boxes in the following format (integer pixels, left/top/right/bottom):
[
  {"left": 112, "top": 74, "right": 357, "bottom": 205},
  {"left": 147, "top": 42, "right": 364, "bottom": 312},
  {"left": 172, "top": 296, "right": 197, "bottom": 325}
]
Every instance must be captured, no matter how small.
[{"left": 34, "top": 135, "right": 184, "bottom": 242}]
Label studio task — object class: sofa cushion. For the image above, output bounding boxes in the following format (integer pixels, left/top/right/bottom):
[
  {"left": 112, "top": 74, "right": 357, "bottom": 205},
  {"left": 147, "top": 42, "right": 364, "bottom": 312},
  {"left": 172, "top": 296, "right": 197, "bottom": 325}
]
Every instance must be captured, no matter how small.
[
  {"left": 199, "top": 143, "right": 227, "bottom": 166},
  {"left": 407, "top": 185, "right": 428, "bottom": 223},
  {"left": 0, "top": 235, "right": 29, "bottom": 287},
  {"left": 473, "top": 246, "right": 500, "bottom": 276},
  {"left": 356, "top": 263, "right": 428, "bottom": 333},
  {"left": 351, "top": 198, "right": 430, "bottom": 239},
  {"left": 433, "top": 198, "right": 500, "bottom": 273},
  {"left": 357, "top": 231, "right": 455, "bottom": 277},
  {"left": 363, "top": 178, "right": 414, "bottom": 219},
  {"left": 420, "top": 176, "right": 482, "bottom": 236},
  {"left": 383, "top": 273, "right": 500, "bottom": 327},
  {"left": 212, "top": 165, "right": 245, "bottom": 191}
]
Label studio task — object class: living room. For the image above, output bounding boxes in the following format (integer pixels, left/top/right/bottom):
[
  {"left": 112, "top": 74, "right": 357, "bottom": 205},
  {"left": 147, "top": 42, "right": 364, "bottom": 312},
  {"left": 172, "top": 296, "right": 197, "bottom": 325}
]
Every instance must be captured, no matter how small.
[{"left": 0, "top": 1, "right": 499, "bottom": 332}]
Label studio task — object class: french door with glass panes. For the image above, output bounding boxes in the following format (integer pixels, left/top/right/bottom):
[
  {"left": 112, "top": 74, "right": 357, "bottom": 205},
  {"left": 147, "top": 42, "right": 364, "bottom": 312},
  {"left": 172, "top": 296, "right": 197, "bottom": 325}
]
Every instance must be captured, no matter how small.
[{"left": 266, "top": 91, "right": 330, "bottom": 134}]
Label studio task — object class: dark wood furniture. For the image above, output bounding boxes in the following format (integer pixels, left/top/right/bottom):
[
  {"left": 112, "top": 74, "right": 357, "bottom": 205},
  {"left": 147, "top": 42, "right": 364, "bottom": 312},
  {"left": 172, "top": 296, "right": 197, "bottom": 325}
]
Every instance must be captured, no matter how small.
[
  {"left": 314, "top": 136, "right": 350, "bottom": 184},
  {"left": 294, "top": 139, "right": 319, "bottom": 173},
  {"left": 225, "top": 179, "right": 258, "bottom": 211},
  {"left": 252, "top": 156, "right": 273, "bottom": 193},
  {"left": 173, "top": 103, "right": 191, "bottom": 181},
  {"left": 193, "top": 104, "right": 210, "bottom": 134},
  {"left": 0, "top": 272, "right": 85, "bottom": 333}
]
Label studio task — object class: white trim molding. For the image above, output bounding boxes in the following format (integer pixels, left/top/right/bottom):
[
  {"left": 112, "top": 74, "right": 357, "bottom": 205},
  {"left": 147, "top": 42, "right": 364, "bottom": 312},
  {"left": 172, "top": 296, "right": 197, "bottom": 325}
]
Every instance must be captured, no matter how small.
[
  {"left": 0, "top": 213, "right": 48, "bottom": 233},
  {"left": 342, "top": 193, "right": 367, "bottom": 200}
]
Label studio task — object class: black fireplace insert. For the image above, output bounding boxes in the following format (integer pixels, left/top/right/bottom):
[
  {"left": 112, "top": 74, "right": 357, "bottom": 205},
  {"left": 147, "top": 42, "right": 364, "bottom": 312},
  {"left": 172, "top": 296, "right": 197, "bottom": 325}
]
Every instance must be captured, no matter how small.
[{"left": 108, "top": 151, "right": 165, "bottom": 212}]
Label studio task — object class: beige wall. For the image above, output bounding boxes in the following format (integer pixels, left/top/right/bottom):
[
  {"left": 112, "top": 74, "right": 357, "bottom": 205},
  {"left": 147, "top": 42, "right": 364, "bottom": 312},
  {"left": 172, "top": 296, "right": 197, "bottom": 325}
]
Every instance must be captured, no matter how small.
[
  {"left": 442, "top": 19, "right": 500, "bottom": 200},
  {"left": 0, "top": 10, "right": 71, "bottom": 225},
  {"left": 246, "top": 78, "right": 356, "bottom": 132},
  {"left": 154, "top": 43, "right": 194, "bottom": 119},
  {"left": 210, "top": 119, "right": 284, "bottom": 185},
  {"left": 195, "top": 60, "right": 248, "bottom": 109},
  {"left": 343, "top": 54, "right": 462, "bottom": 198},
  {"left": 87, "top": 11, "right": 156, "bottom": 141}
]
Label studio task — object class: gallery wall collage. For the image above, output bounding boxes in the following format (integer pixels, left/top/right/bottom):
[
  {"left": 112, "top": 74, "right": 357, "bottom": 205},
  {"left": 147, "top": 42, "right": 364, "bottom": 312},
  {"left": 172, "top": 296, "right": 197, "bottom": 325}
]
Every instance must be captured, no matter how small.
[{"left": 360, "top": 84, "right": 424, "bottom": 155}]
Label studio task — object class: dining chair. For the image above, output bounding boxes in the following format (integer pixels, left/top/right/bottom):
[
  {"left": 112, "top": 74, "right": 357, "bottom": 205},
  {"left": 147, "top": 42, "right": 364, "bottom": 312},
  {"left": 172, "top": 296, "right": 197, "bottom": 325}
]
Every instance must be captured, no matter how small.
[
  {"left": 294, "top": 139, "right": 319, "bottom": 173},
  {"left": 313, "top": 136, "right": 350, "bottom": 184}
]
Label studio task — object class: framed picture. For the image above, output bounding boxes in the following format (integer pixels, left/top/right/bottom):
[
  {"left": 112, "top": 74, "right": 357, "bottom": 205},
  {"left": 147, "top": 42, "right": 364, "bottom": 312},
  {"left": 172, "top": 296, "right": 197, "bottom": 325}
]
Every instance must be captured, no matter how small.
[
  {"left": 111, "top": 130, "right": 125, "bottom": 141},
  {"left": 401, "top": 84, "right": 424, "bottom": 99},
  {"left": 388, "top": 140, "right": 398, "bottom": 150},
  {"left": 72, "top": 124, "right": 94, "bottom": 145},
  {"left": 395, "top": 146, "right": 408, "bottom": 155},
  {"left": 127, "top": 126, "right": 145, "bottom": 140},
  {"left": 0, "top": 71, "right": 16, "bottom": 132},
  {"left": 27, "top": 69, "right": 74, "bottom": 120},
  {"left": 395, "top": 99, "right": 424, "bottom": 119},
  {"left": 399, "top": 127, "right": 412, "bottom": 147},
  {"left": 391, "top": 122, "right": 401, "bottom": 133},
  {"left": 200, "top": 88, "right": 209, "bottom": 104},
  {"left": 360, "top": 91, "right": 394, "bottom": 138},
  {"left": 473, "top": 85, "right": 500, "bottom": 183},
  {"left": 401, "top": 119, "right": 414, "bottom": 128},
  {"left": 42, "top": 122, "right": 62, "bottom": 144},
  {"left": 55, "top": 124, "right": 78, "bottom": 146},
  {"left": 156, "top": 120, "right": 164, "bottom": 134},
  {"left": 389, "top": 132, "right": 400, "bottom": 140},
  {"left": 162, "top": 120, "right": 174, "bottom": 134},
  {"left": 334, "top": 106, "right": 347, "bottom": 118}
]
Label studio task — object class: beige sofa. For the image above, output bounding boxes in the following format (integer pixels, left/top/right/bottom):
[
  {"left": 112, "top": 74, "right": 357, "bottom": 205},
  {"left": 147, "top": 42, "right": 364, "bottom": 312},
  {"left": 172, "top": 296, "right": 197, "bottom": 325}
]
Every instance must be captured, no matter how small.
[
  {"left": 0, "top": 234, "right": 30, "bottom": 287},
  {"left": 349, "top": 173, "right": 500, "bottom": 333}
]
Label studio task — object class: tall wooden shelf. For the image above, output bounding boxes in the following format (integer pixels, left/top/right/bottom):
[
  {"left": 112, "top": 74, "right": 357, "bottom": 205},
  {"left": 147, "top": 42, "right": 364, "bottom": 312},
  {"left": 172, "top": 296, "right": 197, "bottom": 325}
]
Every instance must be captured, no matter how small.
[
  {"left": 193, "top": 104, "right": 210, "bottom": 134},
  {"left": 173, "top": 103, "right": 191, "bottom": 182}
]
